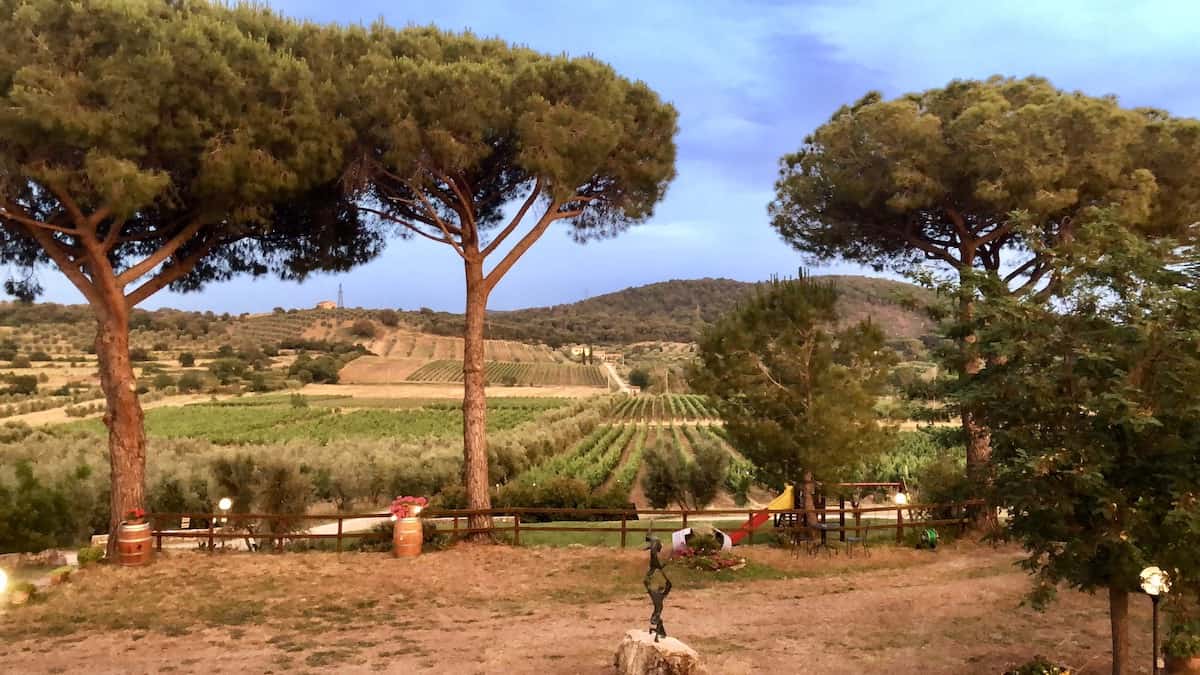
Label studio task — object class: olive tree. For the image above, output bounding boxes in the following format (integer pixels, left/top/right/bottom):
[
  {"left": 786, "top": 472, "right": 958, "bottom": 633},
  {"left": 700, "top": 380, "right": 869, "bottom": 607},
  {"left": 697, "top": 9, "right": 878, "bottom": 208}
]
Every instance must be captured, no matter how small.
[
  {"left": 0, "top": 1, "right": 380, "bottom": 551},
  {"left": 348, "top": 28, "right": 677, "bottom": 531}
]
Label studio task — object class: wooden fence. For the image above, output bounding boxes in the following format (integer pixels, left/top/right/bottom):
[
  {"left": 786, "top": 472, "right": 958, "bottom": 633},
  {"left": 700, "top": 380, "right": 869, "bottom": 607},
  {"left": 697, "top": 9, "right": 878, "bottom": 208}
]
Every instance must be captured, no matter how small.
[{"left": 146, "top": 499, "right": 984, "bottom": 553}]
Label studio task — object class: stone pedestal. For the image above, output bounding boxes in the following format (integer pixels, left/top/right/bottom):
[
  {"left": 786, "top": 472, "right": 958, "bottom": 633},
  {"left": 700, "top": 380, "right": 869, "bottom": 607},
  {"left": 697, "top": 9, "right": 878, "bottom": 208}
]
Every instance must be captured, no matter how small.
[{"left": 614, "top": 629, "right": 702, "bottom": 675}]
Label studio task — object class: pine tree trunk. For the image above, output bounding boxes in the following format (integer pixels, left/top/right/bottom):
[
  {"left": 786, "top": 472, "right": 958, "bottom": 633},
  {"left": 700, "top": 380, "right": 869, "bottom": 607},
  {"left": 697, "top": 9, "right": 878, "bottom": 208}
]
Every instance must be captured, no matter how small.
[
  {"left": 959, "top": 292, "right": 997, "bottom": 531},
  {"left": 802, "top": 470, "right": 818, "bottom": 528},
  {"left": 1109, "top": 586, "right": 1130, "bottom": 675},
  {"left": 94, "top": 305, "right": 147, "bottom": 559},
  {"left": 462, "top": 261, "right": 493, "bottom": 538}
]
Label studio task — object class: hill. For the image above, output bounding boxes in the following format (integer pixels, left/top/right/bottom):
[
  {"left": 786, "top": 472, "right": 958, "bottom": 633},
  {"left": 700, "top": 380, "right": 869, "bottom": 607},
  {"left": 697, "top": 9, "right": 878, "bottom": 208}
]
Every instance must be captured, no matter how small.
[{"left": 404, "top": 276, "right": 934, "bottom": 347}]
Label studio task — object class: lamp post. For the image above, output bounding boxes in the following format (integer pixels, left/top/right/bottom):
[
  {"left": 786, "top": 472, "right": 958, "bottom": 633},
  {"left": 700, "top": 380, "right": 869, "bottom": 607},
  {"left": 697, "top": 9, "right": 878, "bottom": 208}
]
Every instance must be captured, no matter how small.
[
  {"left": 217, "top": 497, "right": 232, "bottom": 550},
  {"left": 893, "top": 491, "right": 908, "bottom": 544},
  {"left": 1140, "top": 566, "right": 1171, "bottom": 675}
]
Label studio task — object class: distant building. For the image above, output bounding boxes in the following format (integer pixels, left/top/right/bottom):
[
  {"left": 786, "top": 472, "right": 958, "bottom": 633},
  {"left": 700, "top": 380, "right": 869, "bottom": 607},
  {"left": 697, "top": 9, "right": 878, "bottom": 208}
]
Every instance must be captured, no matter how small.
[{"left": 315, "top": 300, "right": 337, "bottom": 310}]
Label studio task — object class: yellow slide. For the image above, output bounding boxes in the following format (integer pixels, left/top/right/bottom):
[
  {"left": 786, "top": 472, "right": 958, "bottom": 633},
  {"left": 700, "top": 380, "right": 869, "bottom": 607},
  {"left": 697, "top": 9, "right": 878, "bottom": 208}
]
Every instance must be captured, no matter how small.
[{"left": 729, "top": 485, "right": 794, "bottom": 544}]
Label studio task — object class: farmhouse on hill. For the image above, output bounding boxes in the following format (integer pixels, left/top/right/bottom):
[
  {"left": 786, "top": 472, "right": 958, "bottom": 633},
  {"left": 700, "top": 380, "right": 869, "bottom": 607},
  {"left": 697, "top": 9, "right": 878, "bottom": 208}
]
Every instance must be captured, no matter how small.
[{"left": 315, "top": 300, "right": 337, "bottom": 310}]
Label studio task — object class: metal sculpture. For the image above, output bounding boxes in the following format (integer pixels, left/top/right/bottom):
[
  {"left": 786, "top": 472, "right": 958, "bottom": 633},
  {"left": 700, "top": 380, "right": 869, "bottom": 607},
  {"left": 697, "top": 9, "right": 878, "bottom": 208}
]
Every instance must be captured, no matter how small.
[{"left": 643, "top": 532, "right": 673, "bottom": 641}]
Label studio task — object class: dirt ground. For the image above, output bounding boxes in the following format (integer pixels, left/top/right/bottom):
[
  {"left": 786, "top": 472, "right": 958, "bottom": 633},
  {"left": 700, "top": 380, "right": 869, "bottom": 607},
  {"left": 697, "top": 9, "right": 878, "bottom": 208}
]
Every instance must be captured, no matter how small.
[{"left": 0, "top": 542, "right": 1150, "bottom": 674}]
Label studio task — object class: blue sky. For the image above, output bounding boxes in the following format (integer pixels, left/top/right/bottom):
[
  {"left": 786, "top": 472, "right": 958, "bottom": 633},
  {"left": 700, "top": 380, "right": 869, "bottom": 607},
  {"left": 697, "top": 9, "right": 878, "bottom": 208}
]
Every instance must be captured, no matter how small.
[{"left": 32, "top": 0, "right": 1200, "bottom": 313}]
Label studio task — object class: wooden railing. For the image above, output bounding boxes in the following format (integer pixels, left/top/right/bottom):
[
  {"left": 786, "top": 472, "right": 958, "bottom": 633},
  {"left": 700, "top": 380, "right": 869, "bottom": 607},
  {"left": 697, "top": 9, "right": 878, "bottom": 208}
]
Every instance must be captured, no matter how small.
[{"left": 146, "top": 499, "right": 985, "bottom": 552}]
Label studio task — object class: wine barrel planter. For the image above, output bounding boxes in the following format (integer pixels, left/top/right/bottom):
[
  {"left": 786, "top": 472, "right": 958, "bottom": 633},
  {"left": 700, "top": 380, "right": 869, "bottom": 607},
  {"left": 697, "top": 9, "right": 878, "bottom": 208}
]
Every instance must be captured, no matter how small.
[
  {"left": 393, "top": 517, "right": 422, "bottom": 558},
  {"left": 117, "top": 521, "right": 153, "bottom": 566},
  {"left": 1167, "top": 655, "right": 1200, "bottom": 675}
]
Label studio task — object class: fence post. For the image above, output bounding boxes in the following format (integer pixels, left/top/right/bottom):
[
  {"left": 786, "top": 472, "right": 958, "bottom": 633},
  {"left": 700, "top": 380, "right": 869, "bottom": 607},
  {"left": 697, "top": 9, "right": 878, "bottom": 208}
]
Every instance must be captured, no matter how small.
[
  {"left": 453, "top": 515, "right": 459, "bottom": 537},
  {"left": 896, "top": 505, "right": 904, "bottom": 544},
  {"left": 513, "top": 513, "right": 521, "bottom": 547},
  {"left": 336, "top": 517, "right": 343, "bottom": 554},
  {"left": 620, "top": 513, "right": 627, "bottom": 549},
  {"left": 682, "top": 511, "right": 688, "bottom": 529},
  {"left": 839, "top": 496, "right": 846, "bottom": 542},
  {"left": 208, "top": 516, "right": 214, "bottom": 552}
]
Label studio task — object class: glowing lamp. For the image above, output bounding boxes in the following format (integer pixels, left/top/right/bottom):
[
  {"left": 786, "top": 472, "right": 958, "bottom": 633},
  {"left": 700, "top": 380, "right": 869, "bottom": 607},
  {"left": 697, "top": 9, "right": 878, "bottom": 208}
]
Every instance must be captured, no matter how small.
[
  {"left": 390, "top": 514, "right": 398, "bottom": 522},
  {"left": 411, "top": 505, "right": 423, "bottom": 516},
  {"left": 893, "top": 492, "right": 909, "bottom": 506},
  {"left": 218, "top": 497, "right": 232, "bottom": 511},
  {"left": 0, "top": 568, "right": 7, "bottom": 594},
  {"left": 1141, "top": 566, "right": 1170, "bottom": 596}
]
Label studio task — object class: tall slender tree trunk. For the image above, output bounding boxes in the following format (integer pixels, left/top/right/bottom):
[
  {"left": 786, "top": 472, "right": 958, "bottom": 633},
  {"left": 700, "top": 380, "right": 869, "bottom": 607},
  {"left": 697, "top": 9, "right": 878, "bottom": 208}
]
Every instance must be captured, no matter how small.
[
  {"left": 959, "top": 290, "right": 996, "bottom": 530},
  {"left": 462, "top": 260, "right": 493, "bottom": 537},
  {"left": 802, "top": 470, "right": 818, "bottom": 528},
  {"left": 93, "top": 302, "right": 146, "bottom": 559},
  {"left": 1109, "top": 586, "right": 1130, "bottom": 675}
]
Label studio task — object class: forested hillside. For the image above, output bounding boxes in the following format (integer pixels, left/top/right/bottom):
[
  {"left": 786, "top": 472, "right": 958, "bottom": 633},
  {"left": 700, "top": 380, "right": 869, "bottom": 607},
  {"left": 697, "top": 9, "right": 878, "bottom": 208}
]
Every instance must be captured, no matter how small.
[{"left": 406, "top": 276, "right": 934, "bottom": 346}]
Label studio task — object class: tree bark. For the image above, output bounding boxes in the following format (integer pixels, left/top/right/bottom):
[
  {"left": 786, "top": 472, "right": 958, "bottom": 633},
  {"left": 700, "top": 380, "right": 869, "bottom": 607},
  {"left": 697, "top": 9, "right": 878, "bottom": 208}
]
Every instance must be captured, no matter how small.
[
  {"left": 1109, "top": 585, "right": 1130, "bottom": 675},
  {"left": 959, "top": 292, "right": 997, "bottom": 531},
  {"left": 802, "top": 470, "right": 818, "bottom": 528},
  {"left": 462, "top": 259, "right": 493, "bottom": 537},
  {"left": 93, "top": 302, "right": 147, "bottom": 559}
]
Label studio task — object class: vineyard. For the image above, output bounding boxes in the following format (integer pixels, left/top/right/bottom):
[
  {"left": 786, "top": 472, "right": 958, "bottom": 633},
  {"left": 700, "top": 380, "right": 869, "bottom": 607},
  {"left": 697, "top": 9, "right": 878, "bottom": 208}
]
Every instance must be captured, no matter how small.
[
  {"left": 407, "top": 360, "right": 609, "bottom": 387},
  {"left": 505, "top": 415, "right": 739, "bottom": 506},
  {"left": 611, "top": 394, "right": 718, "bottom": 421},
  {"left": 66, "top": 396, "right": 570, "bottom": 445}
]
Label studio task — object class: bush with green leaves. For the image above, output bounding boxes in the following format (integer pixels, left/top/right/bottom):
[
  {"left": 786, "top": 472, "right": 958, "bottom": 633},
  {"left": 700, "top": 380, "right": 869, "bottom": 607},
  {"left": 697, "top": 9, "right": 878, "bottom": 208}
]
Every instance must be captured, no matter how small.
[
  {"left": 178, "top": 352, "right": 195, "bottom": 367},
  {"left": 77, "top": 545, "right": 105, "bottom": 566}
]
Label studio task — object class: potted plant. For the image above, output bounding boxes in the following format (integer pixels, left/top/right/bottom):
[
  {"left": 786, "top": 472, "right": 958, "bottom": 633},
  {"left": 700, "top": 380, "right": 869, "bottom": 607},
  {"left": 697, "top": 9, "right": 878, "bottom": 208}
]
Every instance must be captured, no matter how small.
[
  {"left": 117, "top": 508, "right": 153, "bottom": 566},
  {"left": 390, "top": 496, "right": 428, "bottom": 558},
  {"left": 1165, "top": 619, "right": 1200, "bottom": 674}
]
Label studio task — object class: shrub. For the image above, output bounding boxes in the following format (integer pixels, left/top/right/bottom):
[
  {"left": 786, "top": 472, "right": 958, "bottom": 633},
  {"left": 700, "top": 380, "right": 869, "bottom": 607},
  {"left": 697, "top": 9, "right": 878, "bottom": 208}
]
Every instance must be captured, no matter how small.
[
  {"left": 6, "top": 375, "right": 37, "bottom": 396},
  {"left": 686, "top": 437, "right": 728, "bottom": 509},
  {"left": 129, "top": 347, "right": 152, "bottom": 362},
  {"left": 28, "top": 350, "right": 51, "bottom": 362},
  {"left": 10, "top": 356, "right": 30, "bottom": 369},
  {"left": 178, "top": 352, "right": 195, "bottom": 367},
  {"left": 288, "top": 354, "right": 339, "bottom": 384},
  {"left": 153, "top": 373, "right": 176, "bottom": 390},
  {"left": 208, "top": 357, "right": 248, "bottom": 384},
  {"left": 377, "top": 309, "right": 400, "bottom": 327},
  {"left": 350, "top": 319, "right": 376, "bottom": 338},
  {"left": 0, "top": 462, "right": 77, "bottom": 553},
  {"left": 177, "top": 371, "right": 206, "bottom": 393},
  {"left": 77, "top": 545, "right": 105, "bottom": 566},
  {"left": 1165, "top": 618, "right": 1200, "bottom": 658},
  {"left": 628, "top": 368, "right": 651, "bottom": 390},
  {"left": 641, "top": 441, "right": 685, "bottom": 509}
]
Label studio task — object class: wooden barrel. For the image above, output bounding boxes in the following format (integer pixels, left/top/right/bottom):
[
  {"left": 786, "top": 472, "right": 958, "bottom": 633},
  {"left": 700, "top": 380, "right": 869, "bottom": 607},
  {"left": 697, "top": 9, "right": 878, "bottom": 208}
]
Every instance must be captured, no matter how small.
[
  {"left": 117, "top": 521, "right": 153, "bottom": 566},
  {"left": 393, "top": 517, "right": 422, "bottom": 558}
]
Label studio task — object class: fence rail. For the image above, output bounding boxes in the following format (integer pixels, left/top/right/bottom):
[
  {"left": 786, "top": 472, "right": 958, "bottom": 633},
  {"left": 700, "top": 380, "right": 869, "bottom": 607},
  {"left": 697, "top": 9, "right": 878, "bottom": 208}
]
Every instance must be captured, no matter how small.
[{"left": 146, "top": 499, "right": 985, "bottom": 552}]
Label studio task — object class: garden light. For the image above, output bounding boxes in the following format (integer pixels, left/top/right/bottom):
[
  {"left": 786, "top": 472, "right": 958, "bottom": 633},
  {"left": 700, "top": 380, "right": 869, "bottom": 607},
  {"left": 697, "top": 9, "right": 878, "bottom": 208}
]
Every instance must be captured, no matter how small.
[
  {"left": 391, "top": 514, "right": 398, "bottom": 522},
  {"left": 1141, "top": 566, "right": 1171, "bottom": 675},
  {"left": 0, "top": 568, "right": 7, "bottom": 594},
  {"left": 1141, "top": 566, "right": 1170, "bottom": 596},
  {"left": 411, "top": 505, "right": 423, "bottom": 516},
  {"left": 893, "top": 491, "right": 908, "bottom": 506},
  {"left": 218, "top": 497, "right": 232, "bottom": 512}
]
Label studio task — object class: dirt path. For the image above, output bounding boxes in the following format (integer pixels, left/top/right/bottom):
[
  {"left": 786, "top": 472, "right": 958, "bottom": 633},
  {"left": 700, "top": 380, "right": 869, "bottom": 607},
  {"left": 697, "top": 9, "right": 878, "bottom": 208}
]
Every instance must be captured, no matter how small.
[
  {"left": 604, "top": 361, "right": 631, "bottom": 393},
  {"left": 0, "top": 544, "right": 1147, "bottom": 674}
]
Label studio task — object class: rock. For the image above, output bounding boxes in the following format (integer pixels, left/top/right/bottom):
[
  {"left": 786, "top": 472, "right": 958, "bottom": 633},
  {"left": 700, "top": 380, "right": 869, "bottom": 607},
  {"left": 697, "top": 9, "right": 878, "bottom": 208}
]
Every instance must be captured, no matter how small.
[{"left": 614, "top": 629, "right": 703, "bottom": 675}]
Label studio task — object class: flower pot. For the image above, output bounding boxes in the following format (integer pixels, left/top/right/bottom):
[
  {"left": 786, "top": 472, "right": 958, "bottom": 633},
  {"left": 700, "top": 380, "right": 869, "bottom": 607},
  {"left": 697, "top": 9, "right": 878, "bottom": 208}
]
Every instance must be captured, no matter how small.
[
  {"left": 1166, "top": 655, "right": 1200, "bottom": 674},
  {"left": 117, "top": 520, "right": 153, "bottom": 567},
  {"left": 393, "top": 517, "right": 422, "bottom": 558}
]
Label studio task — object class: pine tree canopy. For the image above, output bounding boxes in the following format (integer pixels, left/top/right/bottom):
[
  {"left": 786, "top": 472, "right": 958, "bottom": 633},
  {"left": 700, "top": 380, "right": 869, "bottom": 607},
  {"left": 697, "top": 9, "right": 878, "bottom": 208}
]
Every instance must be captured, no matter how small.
[
  {"left": 0, "top": 0, "right": 381, "bottom": 305},
  {"left": 771, "top": 76, "right": 1200, "bottom": 295}
]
